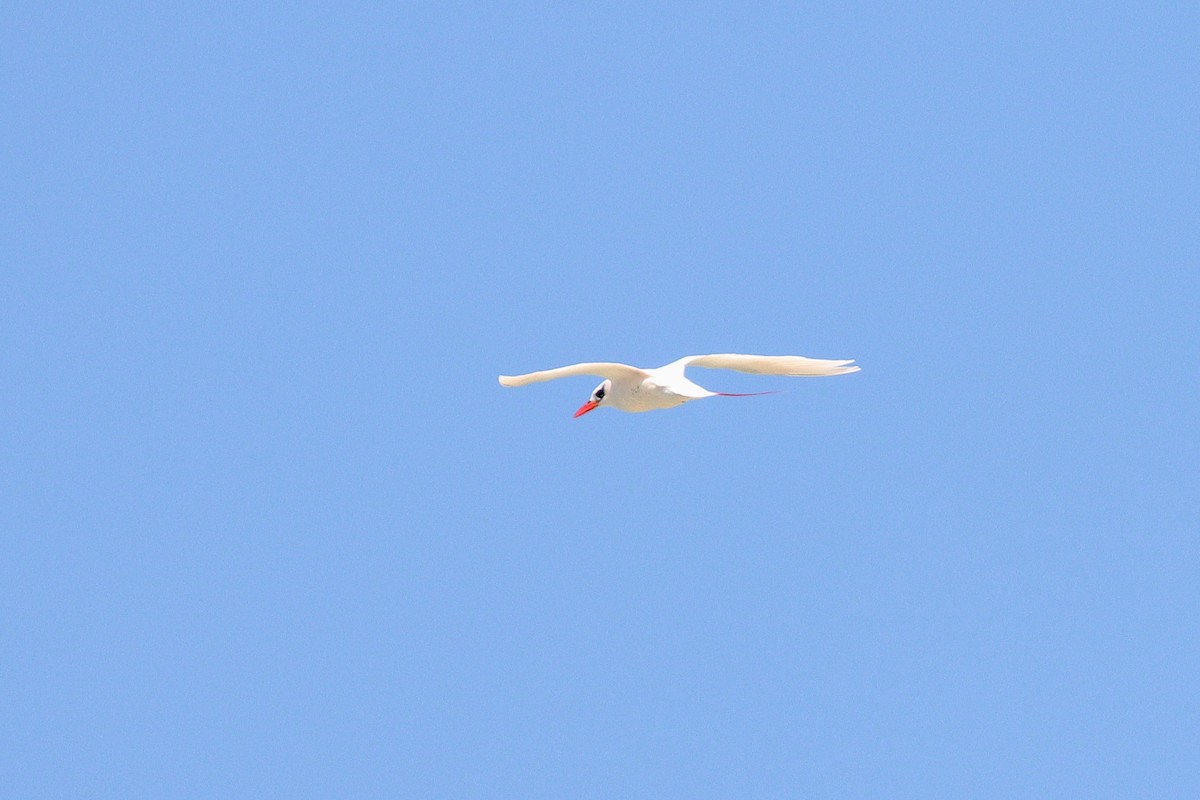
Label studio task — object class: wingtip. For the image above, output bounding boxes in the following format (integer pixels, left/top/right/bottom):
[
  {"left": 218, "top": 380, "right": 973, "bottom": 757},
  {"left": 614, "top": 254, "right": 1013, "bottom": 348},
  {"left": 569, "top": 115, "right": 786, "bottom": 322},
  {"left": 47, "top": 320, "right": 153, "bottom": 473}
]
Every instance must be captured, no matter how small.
[{"left": 498, "top": 375, "right": 515, "bottom": 387}]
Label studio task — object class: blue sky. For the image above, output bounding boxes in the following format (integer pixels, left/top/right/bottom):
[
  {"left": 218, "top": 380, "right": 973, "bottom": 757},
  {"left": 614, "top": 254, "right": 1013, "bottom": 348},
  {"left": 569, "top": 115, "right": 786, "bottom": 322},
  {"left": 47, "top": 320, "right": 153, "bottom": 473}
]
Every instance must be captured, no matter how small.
[{"left": 4, "top": 2, "right": 1198, "bottom": 797}]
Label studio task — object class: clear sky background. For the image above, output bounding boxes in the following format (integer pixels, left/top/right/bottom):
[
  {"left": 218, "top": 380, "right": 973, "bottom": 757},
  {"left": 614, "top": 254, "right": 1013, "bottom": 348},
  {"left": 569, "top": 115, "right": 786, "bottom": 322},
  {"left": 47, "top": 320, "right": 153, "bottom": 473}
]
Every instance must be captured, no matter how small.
[{"left": 4, "top": 3, "right": 1198, "bottom": 797}]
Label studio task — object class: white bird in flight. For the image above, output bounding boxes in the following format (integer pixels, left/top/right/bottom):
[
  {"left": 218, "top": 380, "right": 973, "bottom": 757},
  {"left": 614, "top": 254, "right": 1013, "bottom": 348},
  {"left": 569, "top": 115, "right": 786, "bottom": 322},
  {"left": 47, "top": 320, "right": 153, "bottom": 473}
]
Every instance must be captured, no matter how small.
[{"left": 499, "top": 353, "right": 859, "bottom": 417}]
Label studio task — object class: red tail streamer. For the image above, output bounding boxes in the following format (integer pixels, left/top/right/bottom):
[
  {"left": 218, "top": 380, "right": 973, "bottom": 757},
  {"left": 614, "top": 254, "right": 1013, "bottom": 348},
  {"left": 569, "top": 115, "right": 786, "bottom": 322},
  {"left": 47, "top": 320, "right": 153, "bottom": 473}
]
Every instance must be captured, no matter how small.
[{"left": 714, "top": 391, "right": 781, "bottom": 397}]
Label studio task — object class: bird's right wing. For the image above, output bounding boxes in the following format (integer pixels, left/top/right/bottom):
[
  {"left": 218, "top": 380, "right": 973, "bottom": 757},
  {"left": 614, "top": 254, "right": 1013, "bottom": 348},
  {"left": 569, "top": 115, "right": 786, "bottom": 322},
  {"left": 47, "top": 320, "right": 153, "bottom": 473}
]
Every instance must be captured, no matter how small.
[
  {"left": 671, "top": 353, "right": 859, "bottom": 377},
  {"left": 498, "top": 362, "right": 649, "bottom": 388}
]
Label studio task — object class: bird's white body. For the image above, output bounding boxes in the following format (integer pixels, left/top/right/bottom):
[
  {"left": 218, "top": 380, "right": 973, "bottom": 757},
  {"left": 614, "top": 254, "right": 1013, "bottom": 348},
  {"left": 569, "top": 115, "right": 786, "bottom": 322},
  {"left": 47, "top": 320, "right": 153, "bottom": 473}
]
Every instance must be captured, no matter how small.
[
  {"left": 596, "top": 365, "right": 707, "bottom": 412},
  {"left": 499, "top": 353, "right": 859, "bottom": 416}
]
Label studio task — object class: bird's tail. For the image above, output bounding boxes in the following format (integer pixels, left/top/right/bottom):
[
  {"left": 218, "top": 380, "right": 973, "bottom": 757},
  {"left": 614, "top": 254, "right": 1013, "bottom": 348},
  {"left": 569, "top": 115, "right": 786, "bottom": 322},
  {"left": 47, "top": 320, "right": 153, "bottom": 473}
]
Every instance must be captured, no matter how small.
[{"left": 714, "top": 391, "right": 781, "bottom": 397}]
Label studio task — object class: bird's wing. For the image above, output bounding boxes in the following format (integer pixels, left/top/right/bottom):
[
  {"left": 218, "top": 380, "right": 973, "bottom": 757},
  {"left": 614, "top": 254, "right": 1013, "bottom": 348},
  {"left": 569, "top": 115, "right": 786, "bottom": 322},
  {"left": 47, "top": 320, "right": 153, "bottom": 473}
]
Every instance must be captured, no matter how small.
[
  {"left": 498, "top": 362, "right": 649, "bottom": 388},
  {"left": 669, "top": 353, "right": 860, "bottom": 377}
]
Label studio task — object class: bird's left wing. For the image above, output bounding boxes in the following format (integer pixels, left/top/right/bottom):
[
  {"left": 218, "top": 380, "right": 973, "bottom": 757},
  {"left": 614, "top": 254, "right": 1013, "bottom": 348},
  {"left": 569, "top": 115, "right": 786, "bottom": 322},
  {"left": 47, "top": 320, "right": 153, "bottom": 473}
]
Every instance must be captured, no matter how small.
[
  {"left": 668, "top": 353, "right": 859, "bottom": 377},
  {"left": 499, "top": 362, "right": 649, "bottom": 388}
]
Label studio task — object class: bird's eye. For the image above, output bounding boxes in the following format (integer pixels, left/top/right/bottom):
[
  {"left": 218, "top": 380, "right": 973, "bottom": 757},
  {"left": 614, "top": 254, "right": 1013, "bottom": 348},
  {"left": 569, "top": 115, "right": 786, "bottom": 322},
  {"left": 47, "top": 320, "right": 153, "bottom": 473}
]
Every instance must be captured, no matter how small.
[{"left": 595, "top": 389, "right": 605, "bottom": 399}]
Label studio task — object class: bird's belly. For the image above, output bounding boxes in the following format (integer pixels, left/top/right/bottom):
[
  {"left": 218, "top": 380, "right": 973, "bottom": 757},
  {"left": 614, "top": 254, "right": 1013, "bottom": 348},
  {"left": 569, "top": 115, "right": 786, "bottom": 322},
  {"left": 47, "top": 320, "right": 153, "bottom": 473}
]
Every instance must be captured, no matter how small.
[{"left": 612, "top": 382, "right": 690, "bottom": 413}]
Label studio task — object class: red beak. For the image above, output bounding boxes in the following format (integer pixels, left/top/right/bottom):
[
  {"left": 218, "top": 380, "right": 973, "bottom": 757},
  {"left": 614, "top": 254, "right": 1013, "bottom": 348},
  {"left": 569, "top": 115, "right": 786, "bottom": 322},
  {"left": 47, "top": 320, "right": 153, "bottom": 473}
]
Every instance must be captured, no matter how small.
[{"left": 573, "top": 400, "right": 600, "bottom": 418}]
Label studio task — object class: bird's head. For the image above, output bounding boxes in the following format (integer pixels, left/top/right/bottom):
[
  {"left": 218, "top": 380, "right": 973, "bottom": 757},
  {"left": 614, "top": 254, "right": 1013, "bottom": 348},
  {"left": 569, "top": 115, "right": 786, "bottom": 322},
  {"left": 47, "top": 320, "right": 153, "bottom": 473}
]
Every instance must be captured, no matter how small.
[{"left": 574, "top": 379, "right": 611, "bottom": 418}]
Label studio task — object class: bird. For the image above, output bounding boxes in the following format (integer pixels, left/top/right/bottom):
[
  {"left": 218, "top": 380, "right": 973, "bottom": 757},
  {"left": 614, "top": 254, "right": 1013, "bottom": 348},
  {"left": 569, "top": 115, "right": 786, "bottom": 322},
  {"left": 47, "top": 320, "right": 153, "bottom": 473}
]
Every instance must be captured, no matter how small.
[{"left": 499, "top": 353, "right": 859, "bottom": 417}]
